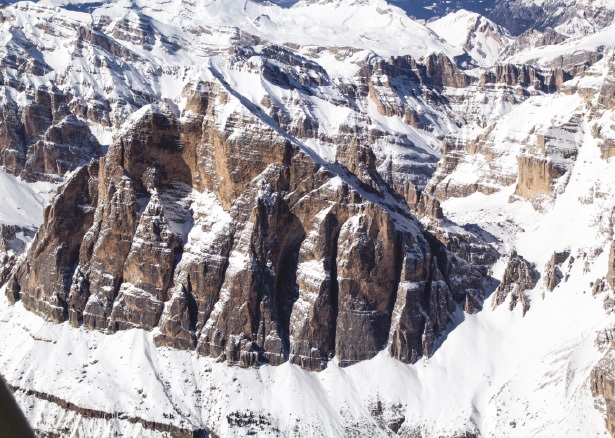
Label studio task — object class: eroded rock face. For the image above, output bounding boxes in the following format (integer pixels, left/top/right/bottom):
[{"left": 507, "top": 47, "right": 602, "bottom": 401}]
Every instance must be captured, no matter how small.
[
  {"left": 514, "top": 155, "right": 568, "bottom": 198},
  {"left": 489, "top": 0, "right": 615, "bottom": 36},
  {"left": 0, "top": 86, "right": 103, "bottom": 181},
  {"left": 8, "top": 91, "right": 490, "bottom": 370},
  {"left": 492, "top": 251, "right": 538, "bottom": 316},
  {"left": 480, "top": 63, "right": 568, "bottom": 93},
  {"left": 0, "top": 224, "right": 35, "bottom": 287},
  {"left": 591, "top": 329, "right": 615, "bottom": 438},
  {"left": 7, "top": 162, "right": 99, "bottom": 321},
  {"left": 544, "top": 250, "right": 570, "bottom": 291}
]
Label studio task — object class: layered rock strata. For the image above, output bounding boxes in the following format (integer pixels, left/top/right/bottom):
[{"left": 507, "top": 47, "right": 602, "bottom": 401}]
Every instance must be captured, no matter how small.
[
  {"left": 0, "top": 86, "right": 103, "bottom": 181},
  {"left": 7, "top": 86, "right": 489, "bottom": 370}
]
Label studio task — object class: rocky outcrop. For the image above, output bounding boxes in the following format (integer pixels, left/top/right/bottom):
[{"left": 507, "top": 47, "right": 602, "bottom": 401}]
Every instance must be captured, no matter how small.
[
  {"left": 607, "top": 244, "right": 615, "bottom": 291},
  {"left": 7, "top": 161, "right": 99, "bottom": 321},
  {"left": 544, "top": 250, "right": 570, "bottom": 291},
  {"left": 514, "top": 155, "right": 567, "bottom": 198},
  {"left": 479, "top": 64, "right": 569, "bottom": 93},
  {"left": 357, "top": 54, "right": 474, "bottom": 95},
  {"left": 425, "top": 130, "right": 520, "bottom": 202},
  {"left": 0, "top": 224, "right": 35, "bottom": 287},
  {"left": 592, "top": 358, "right": 615, "bottom": 437},
  {"left": 591, "top": 328, "right": 615, "bottom": 438},
  {"left": 0, "top": 86, "right": 103, "bottom": 181},
  {"left": 504, "top": 28, "right": 566, "bottom": 56},
  {"left": 514, "top": 116, "right": 580, "bottom": 202},
  {"left": 7, "top": 87, "right": 490, "bottom": 370},
  {"left": 492, "top": 251, "right": 538, "bottom": 316}
]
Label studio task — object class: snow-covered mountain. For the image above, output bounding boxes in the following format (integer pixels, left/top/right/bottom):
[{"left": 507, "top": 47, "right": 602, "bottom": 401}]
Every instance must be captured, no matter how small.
[
  {"left": 1, "top": 0, "right": 615, "bottom": 437},
  {"left": 427, "top": 10, "right": 513, "bottom": 67}
]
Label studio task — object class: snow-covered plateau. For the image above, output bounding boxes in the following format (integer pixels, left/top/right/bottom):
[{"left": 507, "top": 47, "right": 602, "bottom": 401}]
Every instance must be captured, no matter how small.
[{"left": 1, "top": 0, "right": 615, "bottom": 437}]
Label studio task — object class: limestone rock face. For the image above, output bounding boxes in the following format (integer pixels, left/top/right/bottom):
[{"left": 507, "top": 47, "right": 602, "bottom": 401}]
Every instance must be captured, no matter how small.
[
  {"left": 8, "top": 92, "right": 490, "bottom": 369},
  {"left": 544, "top": 250, "right": 570, "bottom": 291},
  {"left": 7, "top": 161, "right": 99, "bottom": 321},
  {"left": 24, "top": 115, "right": 103, "bottom": 178},
  {"left": 3, "top": 1, "right": 615, "bottom": 436},
  {"left": 334, "top": 208, "right": 401, "bottom": 367},
  {"left": 0, "top": 86, "right": 103, "bottom": 181},
  {"left": 592, "top": 361, "right": 615, "bottom": 437},
  {"left": 492, "top": 251, "right": 538, "bottom": 316},
  {"left": 514, "top": 116, "right": 580, "bottom": 203},
  {"left": 514, "top": 155, "right": 568, "bottom": 198},
  {"left": 591, "top": 330, "right": 615, "bottom": 438},
  {"left": 479, "top": 63, "right": 567, "bottom": 93}
]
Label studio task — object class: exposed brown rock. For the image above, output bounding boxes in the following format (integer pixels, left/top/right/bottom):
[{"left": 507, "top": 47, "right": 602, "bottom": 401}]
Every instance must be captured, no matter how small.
[
  {"left": 7, "top": 161, "right": 99, "bottom": 321},
  {"left": 514, "top": 155, "right": 568, "bottom": 198},
  {"left": 593, "top": 278, "right": 609, "bottom": 296},
  {"left": 24, "top": 115, "right": 102, "bottom": 177},
  {"left": 592, "top": 344, "right": 615, "bottom": 437},
  {"left": 388, "top": 236, "right": 451, "bottom": 363},
  {"left": 492, "top": 251, "right": 538, "bottom": 316},
  {"left": 608, "top": 243, "right": 615, "bottom": 291},
  {"left": 479, "top": 63, "right": 566, "bottom": 93},
  {"left": 544, "top": 250, "right": 570, "bottom": 291},
  {"left": 8, "top": 91, "right": 490, "bottom": 370},
  {"left": 0, "top": 86, "right": 103, "bottom": 181},
  {"left": 334, "top": 207, "right": 401, "bottom": 367},
  {"left": 108, "top": 192, "right": 182, "bottom": 332}
]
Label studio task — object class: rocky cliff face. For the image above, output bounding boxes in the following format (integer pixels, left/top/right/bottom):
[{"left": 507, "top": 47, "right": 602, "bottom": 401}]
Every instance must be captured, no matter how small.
[
  {"left": 7, "top": 92, "right": 489, "bottom": 370},
  {"left": 0, "top": 0, "right": 604, "bottom": 374},
  {"left": 544, "top": 250, "right": 570, "bottom": 291},
  {"left": 0, "top": 86, "right": 103, "bottom": 182},
  {"left": 591, "top": 327, "right": 615, "bottom": 437},
  {"left": 3, "top": 0, "right": 615, "bottom": 436}
]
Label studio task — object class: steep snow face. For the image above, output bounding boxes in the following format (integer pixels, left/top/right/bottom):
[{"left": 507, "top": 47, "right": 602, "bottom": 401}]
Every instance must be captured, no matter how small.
[
  {"left": 33, "top": 0, "right": 464, "bottom": 60},
  {"left": 508, "top": 22, "right": 615, "bottom": 66},
  {"left": 427, "top": 10, "right": 513, "bottom": 67},
  {"left": 0, "top": 168, "right": 57, "bottom": 228}
]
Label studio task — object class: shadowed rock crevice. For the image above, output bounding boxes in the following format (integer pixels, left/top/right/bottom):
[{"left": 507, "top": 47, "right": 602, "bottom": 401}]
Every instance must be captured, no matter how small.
[{"left": 274, "top": 241, "right": 301, "bottom": 361}]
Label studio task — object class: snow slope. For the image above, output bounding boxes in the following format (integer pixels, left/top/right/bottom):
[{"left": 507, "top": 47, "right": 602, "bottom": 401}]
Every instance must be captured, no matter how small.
[
  {"left": 0, "top": 168, "right": 57, "bottom": 228},
  {"left": 427, "top": 10, "right": 513, "bottom": 67},
  {"left": 508, "top": 21, "right": 615, "bottom": 66},
  {"left": 33, "top": 0, "right": 464, "bottom": 60}
]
